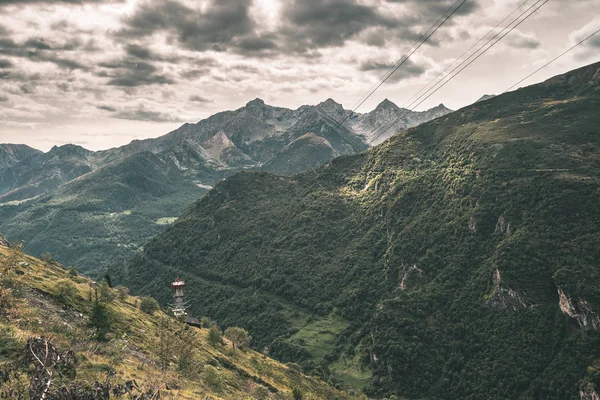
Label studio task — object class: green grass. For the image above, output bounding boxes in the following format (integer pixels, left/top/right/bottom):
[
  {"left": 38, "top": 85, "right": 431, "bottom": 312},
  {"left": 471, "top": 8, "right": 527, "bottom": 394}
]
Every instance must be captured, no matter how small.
[
  {"left": 289, "top": 313, "right": 348, "bottom": 360},
  {"left": 330, "top": 354, "right": 372, "bottom": 390}
]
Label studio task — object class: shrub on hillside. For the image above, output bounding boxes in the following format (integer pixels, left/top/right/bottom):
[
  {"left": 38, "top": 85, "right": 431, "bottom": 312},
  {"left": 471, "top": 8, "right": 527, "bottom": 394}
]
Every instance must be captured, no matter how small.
[
  {"left": 140, "top": 297, "right": 160, "bottom": 315},
  {"left": 207, "top": 325, "right": 223, "bottom": 347},
  {"left": 99, "top": 281, "right": 116, "bottom": 302},
  {"left": 201, "top": 365, "right": 223, "bottom": 390},
  {"left": 0, "top": 325, "right": 21, "bottom": 359},
  {"left": 114, "top": 286, "right": 129, "bottom": 301},
  {"left": 39, "top": 252, "right": 53, "bottom": 263},
  {"left": 55, "top": 279, "right": 78, "bottom": 303}
]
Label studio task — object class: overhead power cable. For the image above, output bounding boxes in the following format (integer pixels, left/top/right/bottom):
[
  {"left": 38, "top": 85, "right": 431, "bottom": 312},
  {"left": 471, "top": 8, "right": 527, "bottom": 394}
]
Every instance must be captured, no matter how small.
[
  {"left": 366, "top": 0, "right": 549, "bottom": 146},
  {"left": 286, "top": 0, "right": 469, "bottom": 175},
  {"left": 504, "top": 27, "right": 600, "bottom": 93},
  {"left": 349, "top": 0, "right": 466, "bottom": 111},
  {"left": 402, "top": 0, "right": 533, "bottom": 109}
]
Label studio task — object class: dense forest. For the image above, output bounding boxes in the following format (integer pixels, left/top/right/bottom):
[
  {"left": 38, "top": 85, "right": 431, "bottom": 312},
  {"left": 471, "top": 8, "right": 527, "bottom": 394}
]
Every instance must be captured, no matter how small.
[{"left": 114, "top": 62, "right": 600, "bottom": 398}]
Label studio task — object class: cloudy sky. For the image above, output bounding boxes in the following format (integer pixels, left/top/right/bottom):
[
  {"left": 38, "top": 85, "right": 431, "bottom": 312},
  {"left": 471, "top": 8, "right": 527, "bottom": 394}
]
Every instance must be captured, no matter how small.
[{"left": 0, "top": 0, "right": 598, "bottom": 151}]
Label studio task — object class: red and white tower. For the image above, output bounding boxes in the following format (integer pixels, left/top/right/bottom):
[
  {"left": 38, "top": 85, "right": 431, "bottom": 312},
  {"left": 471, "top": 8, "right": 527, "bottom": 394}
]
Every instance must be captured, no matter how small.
[{"left": 171, "top": 278, "right": 187, "bottom": 317}]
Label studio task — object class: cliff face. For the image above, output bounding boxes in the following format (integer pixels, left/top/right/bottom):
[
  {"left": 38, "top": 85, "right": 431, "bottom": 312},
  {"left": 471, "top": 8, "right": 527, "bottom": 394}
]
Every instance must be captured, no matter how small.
[{"left": 558, "top": 288, "right": 600, "bottom": 329}]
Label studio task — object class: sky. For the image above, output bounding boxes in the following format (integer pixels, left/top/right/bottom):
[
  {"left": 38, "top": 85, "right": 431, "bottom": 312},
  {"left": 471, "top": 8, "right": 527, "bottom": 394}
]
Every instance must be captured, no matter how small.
[{"left": 0, "top": 0, "right": 598, "bottom": 152}]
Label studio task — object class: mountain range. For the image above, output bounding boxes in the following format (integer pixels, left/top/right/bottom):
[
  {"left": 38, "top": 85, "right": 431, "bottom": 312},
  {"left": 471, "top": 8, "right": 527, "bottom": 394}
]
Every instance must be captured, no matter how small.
[
  {"left": 112, "top": 61, "right": 600, "bottom": 398},
  {"left": 0, "top": 98, "right": 451, "bottom": 273}
]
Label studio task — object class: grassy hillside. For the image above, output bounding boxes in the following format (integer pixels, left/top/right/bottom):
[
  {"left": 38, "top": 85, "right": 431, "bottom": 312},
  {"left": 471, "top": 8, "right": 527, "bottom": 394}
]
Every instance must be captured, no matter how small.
[
  {"left": 0, "top": 242, "right": 356, "bottom": 399},
  {"left": 115, "top": 61, "right": 600, "bottom": 398}
]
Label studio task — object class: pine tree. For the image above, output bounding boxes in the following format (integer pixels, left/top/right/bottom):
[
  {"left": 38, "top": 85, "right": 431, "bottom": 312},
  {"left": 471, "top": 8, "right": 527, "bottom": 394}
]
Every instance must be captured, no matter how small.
[{"left": 89, "top": 285, "right": 112, "bottom": 340}]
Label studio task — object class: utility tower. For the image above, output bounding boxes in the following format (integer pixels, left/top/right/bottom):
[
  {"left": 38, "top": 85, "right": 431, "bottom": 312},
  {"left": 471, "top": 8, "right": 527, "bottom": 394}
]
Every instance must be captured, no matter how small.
[{"left": 171, "top": 278, "right": 187, "bottom": 317}]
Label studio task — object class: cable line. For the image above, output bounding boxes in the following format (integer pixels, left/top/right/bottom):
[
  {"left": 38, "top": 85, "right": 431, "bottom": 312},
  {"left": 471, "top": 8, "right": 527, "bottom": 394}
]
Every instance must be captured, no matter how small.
[
  {"left": 403, "top": 0, "right": 548, "bottom": 113},
  {"left": 402, "top": 0, "right": 533, "bottom": 109},
  {"left": 286, "top": 0, "right": 469, "bottom": 175},
  {"left": 367, "top": 0, "right": 549, "bottom": 146},
  {"left": 504, "top": 27, "right": 600, "bottom": 93},
  {"left": 349, "top": 0, "right": 465, "bottom": 111}
]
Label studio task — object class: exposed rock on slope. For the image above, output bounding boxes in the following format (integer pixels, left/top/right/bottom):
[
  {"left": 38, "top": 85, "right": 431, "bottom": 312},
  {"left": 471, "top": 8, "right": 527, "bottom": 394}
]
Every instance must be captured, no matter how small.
[{"left": 558, "top": 288, "right": 600, "bottom": 329}]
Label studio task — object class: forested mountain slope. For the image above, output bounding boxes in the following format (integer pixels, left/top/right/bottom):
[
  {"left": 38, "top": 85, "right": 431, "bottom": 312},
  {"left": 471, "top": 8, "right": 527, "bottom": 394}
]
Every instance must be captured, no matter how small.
[{"left": 115, "top": 61, "right": 600, "bottom": 398}]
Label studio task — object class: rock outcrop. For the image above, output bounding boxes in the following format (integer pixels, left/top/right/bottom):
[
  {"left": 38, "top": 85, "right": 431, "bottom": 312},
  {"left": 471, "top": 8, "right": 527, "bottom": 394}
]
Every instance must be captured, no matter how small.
[
  {"left": 558, "top": 288, "right": 600, "bottom": 329},
  {"left": 486, "top": 269, "right": 535, "bottom": 310}
]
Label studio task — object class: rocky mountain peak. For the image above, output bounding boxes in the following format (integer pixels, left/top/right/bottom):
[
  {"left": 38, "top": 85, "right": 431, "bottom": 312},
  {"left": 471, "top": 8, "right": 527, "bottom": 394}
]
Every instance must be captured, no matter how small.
[
  {"left": 246, "top": 98, "right": 266, "bottom": 108},
  {"left": 49, "top": 143, "right": 88, "bottom": 153},
  {"left": 0, "top": 144, "right": 41, "bottom": 170},
  {"left": 375, "top": 98, "right": 400, "bottom": 112},
  {"left": 318, "top": 98, "right": 345, "bottom": 118}
]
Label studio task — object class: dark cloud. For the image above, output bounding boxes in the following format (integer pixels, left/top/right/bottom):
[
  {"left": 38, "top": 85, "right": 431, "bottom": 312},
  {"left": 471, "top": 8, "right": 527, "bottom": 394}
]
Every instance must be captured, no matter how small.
[
  {"left": 507, "top": 34, "right": 541, "bottom": 49},
  {"left": 276, "top": 0, "right": 477, "bottom": 54},
  {"left": 230, "top": 64, "right": 260, "bottom": 74},
  {"left": 116, "top": 0, "right": 478, "bottom": 59},
  {"left": 0, "top": 59, "right": 13, "bottom": 68},
  {"left": 588, "top": 35, "right": 600, "bottom": 48},
  {"left": 360, "top": 57, "right": 427, "bottom": 82},
  {"left": 0, "top": 0, "right": 124, "bottom": 5},
  {"left": 114, "top": 108, "right": 182, "bottom": 122},
  {"left": 386, "top": 0, "right": 479, "bottom": 19},
  {"left": 280, "top": 0, "right": 397, "bottom": 51},
  {"left": 120, "top": 0, "right": 254, "bottom": 52},
  {"left": 20, "top": 83, "right": 36, "bottom": 94},
  {"left": 576, "top": 30, "right": 600, "bottom": 49},
  {"left": 123, "top": 43, "right": 206, "bottom": 64},
  {"left": 98, "top": 59, "right": 174, "bottom": 87},
  {"left": 0, "top": 70, "right": 41, "bottom": 82},
  {"left": 97, "top": 105, "right": 117, "bottom": 112},
  {"left": 0, "top": 95, "right": 8, "bottom": 102},
  {"left": 125, "top": 43, "right": 153, "bottom": 59},
  {"left": 189, "top": 94, "right": 212, "bottom": 103},
  {"left": 0, "top": 37, "right": 87, "bottom": 70},
  {"left": 180, "top": 68, "right": 210, "bottom": 80},
  {"left": 363, "top": 29, "right": 387, "bottom": 47},
  {"left": 235, "top": 34, "right": 279, "bottom": 56},
  {"left": 56, "top": 82, "right": 70, "bottom": 92},
  {"left": 179, "top": 58, "right": 218, "bottom": 79},
  {"left": 0, "top": 24, "right": 11, "bottom": 36},
  {"left": 24, "top": 38, "right": 52, "bottom": 50}
]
